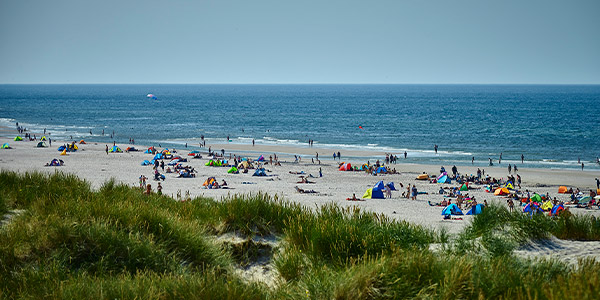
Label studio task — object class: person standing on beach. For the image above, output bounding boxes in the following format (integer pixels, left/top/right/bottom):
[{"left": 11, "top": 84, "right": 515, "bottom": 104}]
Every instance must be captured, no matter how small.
[
  {"left": 333, "top": 152, "right": 336, "bottom": 160},
  {"left": 411, "top": 185, "right": 418, "bottom": 200},
  {"left": 49, "top": 138, "right": 51, "bottom": 146},
  {"left": 472, "top": 157, "right": 474, "bottom": 164},
  {"left": 596, "top": 178, "right": 599, "bottom": 189},
  {"left": 319, "top": 167, "right": 322, "bottom": 177},
  {"left": 105, "top": 145, "right": 108, "bottom": 155},
  {"left": 581, "top": 163, "right": 584, "bottom": 170},
  {"left": 252, "top": 139, "right": 255, "bottom": 146},
  {"left": 508, "top": 164, "right": 512, "bottom": 174},
  {"left": 157, "top": 183, "right": 163, "bottom": 195},
  {"left": 434, "top": 145, "right": 438, "bottom": 154},
  {"left": 404, "top": 151, "right": 407, "bottom": 159},
  {"left": 521, "top": 154, "right": 524, "bottom": 163},
  {"left": 337, "top": 151, "right": 341, "bottom": 161}
]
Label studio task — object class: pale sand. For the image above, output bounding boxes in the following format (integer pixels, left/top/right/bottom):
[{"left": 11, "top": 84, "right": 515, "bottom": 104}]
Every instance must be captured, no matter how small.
[{"left": 2, "top": 136, "right": 599, "bottom": 235}]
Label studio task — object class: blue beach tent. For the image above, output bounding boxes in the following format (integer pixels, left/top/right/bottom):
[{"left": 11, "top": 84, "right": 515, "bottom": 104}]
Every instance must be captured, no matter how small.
[
  {"left": 386, "top": 182, "right": 396, "bottom": 191},
  {"left": 376, "top": 167, "right": 387, "bottom": 173},
  {"left": 141, "top": 160, "right": 151, "bottom": 166},
  {"left": 523, "top": 203, "right": 544, "bottom": 215},
  {"left": 466, "top": 204, "right": 485, "bottom": 215},
  {"left": 442, "top": 204, "right": 464, "bottom": 216},
  {"left": 253, "top": 168, "right": 267, "bottom": 176}
]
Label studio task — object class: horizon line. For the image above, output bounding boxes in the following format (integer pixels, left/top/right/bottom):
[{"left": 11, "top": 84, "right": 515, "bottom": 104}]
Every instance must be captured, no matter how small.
[{"left": 1, "top": 82, "right": 600, "bottom": 86}]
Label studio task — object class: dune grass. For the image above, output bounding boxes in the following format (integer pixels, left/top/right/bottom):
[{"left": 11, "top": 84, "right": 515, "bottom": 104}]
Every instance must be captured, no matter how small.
[{"left": 1, "top": 170, "right": 599, "bottom": 299}]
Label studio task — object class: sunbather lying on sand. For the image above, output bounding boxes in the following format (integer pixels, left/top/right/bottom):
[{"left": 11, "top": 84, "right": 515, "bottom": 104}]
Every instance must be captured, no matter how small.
[
  {"left": 295, "top": 186, "right": 318, "bottom": 194},
  {"left": 289, "top": 171, "right": 305, "bottom": 174},
  {"left": 297, "top": 176, "right": 314, "bottom": 184},
  {"left": 346, "top": 193, "right": 364, "bottom": 201},
  {"left": 428, "top": 199, "right": 449, "bottom": 207}
]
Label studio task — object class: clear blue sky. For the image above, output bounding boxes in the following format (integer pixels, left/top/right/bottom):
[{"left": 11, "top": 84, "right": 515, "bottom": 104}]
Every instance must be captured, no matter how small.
[{"left": 1, "top": 0, "right": 599, "bottom": 84}]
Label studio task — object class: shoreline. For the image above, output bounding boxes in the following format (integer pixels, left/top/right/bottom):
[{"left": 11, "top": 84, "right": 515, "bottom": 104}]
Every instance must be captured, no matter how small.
[{"left": 2, "top": 118, "right": 599, "bottom": 172}]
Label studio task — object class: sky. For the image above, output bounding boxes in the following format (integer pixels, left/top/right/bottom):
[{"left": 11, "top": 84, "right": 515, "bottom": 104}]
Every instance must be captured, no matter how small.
[{"left": 1, "top": 0, "right": 599, "bottom": 84}]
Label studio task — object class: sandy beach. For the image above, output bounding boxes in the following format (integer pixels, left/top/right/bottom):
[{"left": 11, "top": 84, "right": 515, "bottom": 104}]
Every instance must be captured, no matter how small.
[{"left": 2, "top": 134, "right": 599, "bottom": 238}]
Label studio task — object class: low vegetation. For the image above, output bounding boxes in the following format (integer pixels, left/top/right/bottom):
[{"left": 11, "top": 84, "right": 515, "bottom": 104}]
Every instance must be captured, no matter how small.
[{"left": 1, "top": 171, "right": 599, "bottom": 299}]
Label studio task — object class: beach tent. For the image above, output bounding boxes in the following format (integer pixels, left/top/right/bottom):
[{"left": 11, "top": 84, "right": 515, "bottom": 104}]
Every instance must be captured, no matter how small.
[
  {"left": 153, "top": 153, "right": 163, "bottom": 160},
  {"left": 41, "top": 136, "right": 47, "bottom": 141},
  {"left": 578, "top": 196, "right": 592, "bottom": 205},
  {"left": 49, "top": 159, "right": 61, "bottom": 166},
  {"left": 79, "top": 140, "right": 86, "bottom": 144},
  {"left": 504, "top": 182, "right": 514, "bottom": 190},
  {"left": 362, "top": 188, "right": 384, "bottom": 199},
  {"left": 541, "top": 200, "right": 553, "bottom": 211},
  {"left": 386, "top": 182, "right": 396, "bottom": 191},
  {"left": 530, "top": 194, "right": 542, "bottom": 203},
  {"left": 1, "top": 143, "right": 10, "bottom": 149},
  {"left": 189, "top": 150, "right": 200, "bottom": 154},
  {"left": 203, "top": 177, "right": 217, "bottom": 186},
  {"left": 363, "top": 181, "right": 385, "bottom": 199},
  {"left": 238, "top": 161, "right": 254, "bottom": 169},
  {"left": 36, "top": 141, "right": 47, "bottom": 148},
  {"left": 60, "top": 149, "right": 67, "bottom": 156},
  {"left": 437, "top": 172, "right": 450, "bottom": 184},
  {"left": 126, "top": 147, "right": 138, "bottom": 152},
  {"left": 253, "top": 168, "right": 267, "bottom": 176},
  {"left": 205, "top": 160, "right": 222, "bottom": 167},
  {"left": 459, "top": 183, "right": 468, "bottom": 191},
  {"left": 339, "top": 163, "right": 352, "bottom": 171},
  {"left": 550, "top": 204, "right": 565, "bottom": 216},
  {"left": 141, "top": 160, "right": 151, "bottom": 166},
  {"left": 376, "top": 167, "right": 387, "bottom": 173},
  {"left": 228, "top": 166, "right": 239, "bottom": 174},
  {"left": 416, "top": 174, "right": 429, "bottom": 180},
  {"left": 257, "top": 155, "right": 265, "bottom": 161},
  {"left": 14, "top": 136, "right": 22, "bottom": 141},
  {"left": 109, "top": 146, "right": 123, "bottom": 153},
  {"left": 466, "top": 204, "right": 485, "bottom": 215},
  {"left": 558, "top": 186, "right": 568, "bottom": 194},
  {"left": 523, "top": 203, "right": 543, "bottom": 215},
  {"left": 494, "top": 187, "right": 510, "bottom": 196},
  {"left": 168, "top": 159, "right": 180, "bottom": 166},
  {"left": 144, "top": 147, "right": 155, "bottom": 154},
  {"left": 442, "top": 204, "right": 464, "bottom": 216}
]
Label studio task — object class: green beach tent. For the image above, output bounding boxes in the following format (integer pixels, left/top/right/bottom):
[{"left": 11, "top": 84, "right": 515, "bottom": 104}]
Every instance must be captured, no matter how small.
[
  {"left": 459, "top": 183, "right": 468, "bottom": 191},
  {"left": 14, "top": 136, "right": 23, "bottom": 141},
  {"left": 1, "top": 143, "right": 10, "bottom": 149},
  {"left": 227, "top": 166, "right": 238, "bottom": 174},
  {"left": 36, "top": 141, "right": 48, "bottom": 148}
]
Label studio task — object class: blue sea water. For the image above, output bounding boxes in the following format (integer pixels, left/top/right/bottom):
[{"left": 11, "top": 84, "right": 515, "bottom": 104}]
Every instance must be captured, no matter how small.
[{"left": 1, "top": 84, "right": 599, "bottom": 170}]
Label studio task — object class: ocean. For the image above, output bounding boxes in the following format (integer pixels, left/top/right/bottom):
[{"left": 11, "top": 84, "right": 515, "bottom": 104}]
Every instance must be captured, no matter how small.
[{"left": 1, "top": 84, "right": 599, "bottom": 170}]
